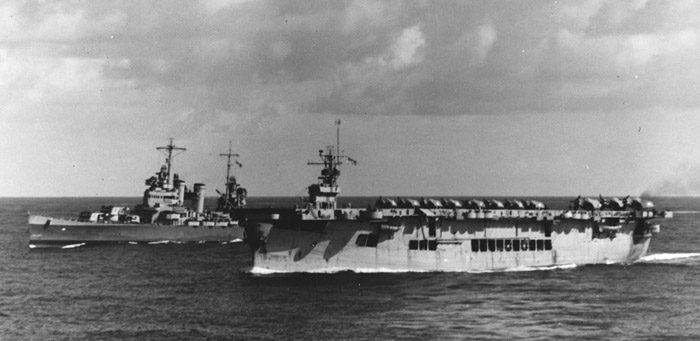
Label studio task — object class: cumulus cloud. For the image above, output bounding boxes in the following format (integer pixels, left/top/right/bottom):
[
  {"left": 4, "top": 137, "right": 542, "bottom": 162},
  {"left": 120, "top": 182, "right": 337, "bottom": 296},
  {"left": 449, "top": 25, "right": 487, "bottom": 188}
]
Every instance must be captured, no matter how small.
[
  {"left": 475, "top": 24, "right": 497, "bottom": 63},
  {"left": 3, "top": 0, "right": 700, "bottom": 196},
  {"left": 200, "top": 0, "right": 251, "bottom": 14},
  {"left": 0, "top": 2, "right": 127, "bottom": 43},
  {"left": 342, "top": 0, "right": 397, "bottom": 34},
  {"left": 3, "top": 1, "right": 700, "bottom": 129},
  {"left": 389, "top": 25, "right": 425, "bottom": 69}
]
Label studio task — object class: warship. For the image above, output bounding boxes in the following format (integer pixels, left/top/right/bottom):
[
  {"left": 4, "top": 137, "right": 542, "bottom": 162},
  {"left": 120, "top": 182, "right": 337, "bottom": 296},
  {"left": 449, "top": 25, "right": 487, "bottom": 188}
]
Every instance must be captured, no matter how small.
[
  {"left": 242, "top": 121, "right": 672, "bottom": 273},
  {"left": 28, "top": 140, "right": 246, "bottom": 248}
]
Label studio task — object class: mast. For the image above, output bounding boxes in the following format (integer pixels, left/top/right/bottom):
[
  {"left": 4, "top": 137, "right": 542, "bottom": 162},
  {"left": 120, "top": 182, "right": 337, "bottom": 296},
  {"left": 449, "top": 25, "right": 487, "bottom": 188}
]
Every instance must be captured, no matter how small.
[
  {"left": 156, "top": 138, "right": 186, "bottom": 189},
  {"left": 308, "top": 120, "right": 347, "bottom": 186},
  {"left": 307, "top": 120, "right": 356, "bottom": 209},
  {"left": 219, "top": 141, "right": 240, "bottom": 200}
]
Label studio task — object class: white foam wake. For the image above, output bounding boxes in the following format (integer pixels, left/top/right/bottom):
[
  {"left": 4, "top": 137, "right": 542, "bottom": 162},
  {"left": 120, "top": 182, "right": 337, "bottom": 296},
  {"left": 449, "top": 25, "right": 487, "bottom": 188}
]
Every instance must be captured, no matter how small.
[
  {"left": 248, "top": 266, "right": 445, "bottom": 274},
  {"left": 247, "top": 263, "right": 579, "bottom": 275},
  {"left": 639, "top": 253, "right": 700, "bottom": 262},
  {"left": 503, "top": 263, "right": 578, "bottom": 272},
  {"left": 61, "top": 243, "right": 86, "bottom": 249}
]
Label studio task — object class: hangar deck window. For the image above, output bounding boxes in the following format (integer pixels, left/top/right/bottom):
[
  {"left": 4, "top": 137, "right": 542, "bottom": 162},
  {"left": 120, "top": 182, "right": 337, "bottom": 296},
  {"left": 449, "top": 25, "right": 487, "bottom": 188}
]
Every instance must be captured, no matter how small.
[
  {"left": 496, "top": 239, "right": 504, "bottom": 251},
  {"left": 470, "top": 239, "right": 552, "bottom": 252},
  {"left": 488, "top": 239, "right": 496, "bottom": 252},
  {"left": 428, "top": 240, "right": 437, "bottom": 251},
  {"left": 409, "top": 239, "right": 437, "bottom": 251},
  {"left": 479, "top": 239, "right": 488, "bottom": 252},
  {"left": 419, "top": 240, "right": 428, "bottom": 250}
]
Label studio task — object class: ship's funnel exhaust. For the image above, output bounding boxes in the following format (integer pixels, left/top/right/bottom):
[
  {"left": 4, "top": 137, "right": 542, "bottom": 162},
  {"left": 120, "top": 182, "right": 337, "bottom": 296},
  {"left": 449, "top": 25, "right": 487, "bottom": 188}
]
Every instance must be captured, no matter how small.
[
  {"left": 177, "top": 180, "right": 186, "bottom": 205},
  {"left": 194, "top": 183, "right": 206, "bottom": 214}
]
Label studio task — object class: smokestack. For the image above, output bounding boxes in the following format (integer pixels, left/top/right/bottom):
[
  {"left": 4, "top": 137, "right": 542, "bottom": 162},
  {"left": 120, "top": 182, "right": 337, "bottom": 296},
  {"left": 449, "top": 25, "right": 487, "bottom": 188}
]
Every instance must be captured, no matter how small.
[
  {"left": 194, "top": 183, "right": 206, "bottom": 214},
  {"left": 177, "top": 180, "right": 186, "bottom": 204}
]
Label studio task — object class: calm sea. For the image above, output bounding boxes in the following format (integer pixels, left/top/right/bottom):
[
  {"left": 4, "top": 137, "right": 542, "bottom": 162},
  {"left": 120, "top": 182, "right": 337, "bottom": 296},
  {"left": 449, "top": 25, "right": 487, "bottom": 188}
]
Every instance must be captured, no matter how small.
[{"left": 1, "top": 196, "right": 699, "bottom": 340}]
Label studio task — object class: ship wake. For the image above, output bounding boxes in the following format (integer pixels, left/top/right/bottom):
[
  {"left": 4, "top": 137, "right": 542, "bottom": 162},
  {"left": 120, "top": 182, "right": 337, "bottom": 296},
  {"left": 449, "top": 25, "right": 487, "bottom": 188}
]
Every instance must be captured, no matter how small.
[
  {"left": 61, "top": 243, "right": 87, "bottom": 249},
  {"left": 638, "top": 253, "right": 700, "bottom": 263},
  {"left": 247, "top": 263, "right": 579, "bottom": 275},
  {"left": 29, "top": 243, "right": 87, "bottom": 249},
  {"left": 246, "top": 256, "right": 700, "bottom": 274}
]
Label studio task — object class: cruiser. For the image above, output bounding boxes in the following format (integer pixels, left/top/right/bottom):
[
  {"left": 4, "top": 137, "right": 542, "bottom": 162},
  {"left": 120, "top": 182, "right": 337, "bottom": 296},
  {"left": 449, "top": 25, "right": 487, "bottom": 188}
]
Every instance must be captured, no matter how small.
[
  {"left": 242, "top": 122, "right": 671, "bottom": 272},
  {"left": 28, "top": 139, "right": 245, "bottom": 248}
]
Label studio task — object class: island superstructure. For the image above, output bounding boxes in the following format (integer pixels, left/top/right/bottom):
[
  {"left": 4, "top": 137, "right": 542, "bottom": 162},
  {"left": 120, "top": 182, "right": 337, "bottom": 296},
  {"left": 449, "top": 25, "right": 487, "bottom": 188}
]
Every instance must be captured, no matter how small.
[
  {"left": 241, "top": 122, "right": 671, "bottom": 273},
  {"left": 28, "top": 139, "right": 244, "bottom": 248}
]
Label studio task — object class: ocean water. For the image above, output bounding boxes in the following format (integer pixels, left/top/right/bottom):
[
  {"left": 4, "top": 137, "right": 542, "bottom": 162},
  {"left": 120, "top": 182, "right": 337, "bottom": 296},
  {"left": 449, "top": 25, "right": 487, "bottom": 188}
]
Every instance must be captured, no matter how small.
[{"left": 1, "top": 196, "right": 700, "bottom": 340}]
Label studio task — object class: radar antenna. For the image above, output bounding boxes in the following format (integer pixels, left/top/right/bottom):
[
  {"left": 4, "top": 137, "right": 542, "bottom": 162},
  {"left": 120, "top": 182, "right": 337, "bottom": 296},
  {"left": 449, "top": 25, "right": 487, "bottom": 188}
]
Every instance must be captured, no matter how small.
[
  {"left": 219, "top": 141, "right": 241, "bottom": 202},
  {"left": 156, "top": 138, "right": 186, "bottom": 189},
  {"left": 307, "top": 119, "right": 357, "bottom": 187}
]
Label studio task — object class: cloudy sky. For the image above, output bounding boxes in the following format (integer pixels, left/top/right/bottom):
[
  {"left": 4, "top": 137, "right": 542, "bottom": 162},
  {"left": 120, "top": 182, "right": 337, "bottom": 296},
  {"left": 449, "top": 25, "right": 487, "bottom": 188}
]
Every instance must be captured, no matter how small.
[{"left": 2, "top": 0, "right": 700, "bottom": 197}]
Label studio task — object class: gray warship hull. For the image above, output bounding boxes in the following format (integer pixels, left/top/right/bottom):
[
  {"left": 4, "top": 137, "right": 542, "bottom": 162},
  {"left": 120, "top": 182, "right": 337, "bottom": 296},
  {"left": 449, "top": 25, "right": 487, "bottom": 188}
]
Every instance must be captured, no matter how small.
[
  {"left": 244, "top": 208, "right": 661, "bottom": 273},
  {"left": 27, "top": 139, "right": 250, "bottom": 248},
  {"left": 29, "top": 215, "right": 243, "bottom": 248},
  {"left": 242, "top": 122, "right": 668, "bottom": 273}
]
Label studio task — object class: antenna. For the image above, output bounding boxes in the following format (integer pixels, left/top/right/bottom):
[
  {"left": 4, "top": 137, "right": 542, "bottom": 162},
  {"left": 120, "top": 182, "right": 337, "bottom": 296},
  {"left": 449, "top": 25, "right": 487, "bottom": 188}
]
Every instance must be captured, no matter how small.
[
  {"left": 336, "top": 119, "right": 341, "bottom": 162},
  {"left": 219, "top": 141, "right": 240, "bottom": 200},
  {"left": 156, "top": 138, "right": 186, "bottom": 189},
  {"left": 307, "top": 120, "right": 356, "bottom": 187}
]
